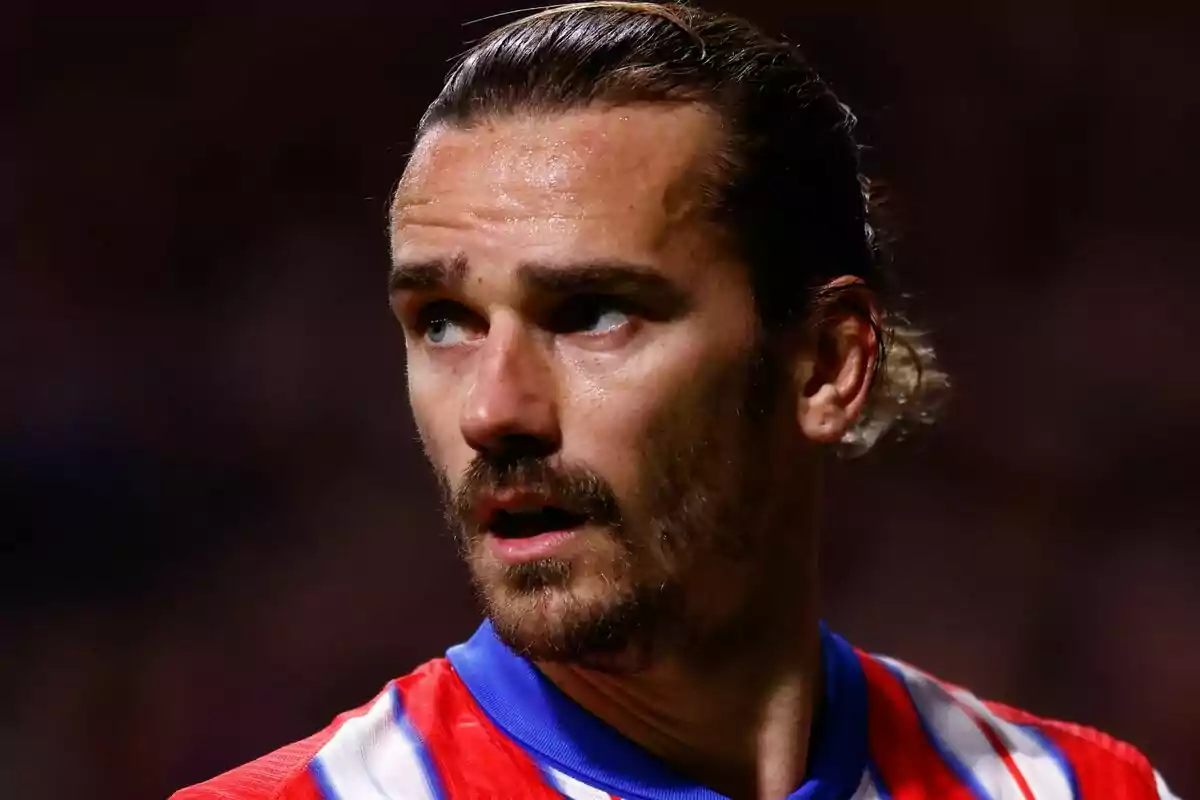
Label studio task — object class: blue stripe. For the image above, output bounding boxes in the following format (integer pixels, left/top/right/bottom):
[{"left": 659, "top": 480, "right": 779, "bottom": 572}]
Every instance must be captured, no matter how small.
[
  {"left": 867, "top": 756, "right": 893, "bottom": 800},
  {"left": 1020, "top": 723, "right": 1081, "bottom": 800},
  {"left": 307, "top": 757, "right": 340, "bottom": 800},
  {"left": 448, "top": 621, "right": 868, "bottom": 800},
  {"left": 880, "top": 662, "right": 992, "bottom": 800},
  {"left": 391, "top": 684, "right": 449, "bottom": 800}
]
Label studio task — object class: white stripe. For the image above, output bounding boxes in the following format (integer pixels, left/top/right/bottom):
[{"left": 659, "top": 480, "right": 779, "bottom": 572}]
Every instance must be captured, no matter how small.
[
  {"left": 945, "top": 681, "right": 1080, "bottom": 800},
  {"left": 1155, "top": 769, "right": 1181, "bottom": 800},
  {"left": 948, "top": 686, "right": 1075, "bottom": 800},
  {"left": 313, "top": 687, "right": 439, "bottom": 800},
  {"left": 849, "top": 767, "right": 885, "bottom": 800},
  {"left": 543, "top": 758, "right": 884, "bottom": 800},
  {"left": 541, "top": 764, "right": 614, "bottom": 800},
  {"left": 881, "top": 657, "right": 1028, "bottom": 800}
]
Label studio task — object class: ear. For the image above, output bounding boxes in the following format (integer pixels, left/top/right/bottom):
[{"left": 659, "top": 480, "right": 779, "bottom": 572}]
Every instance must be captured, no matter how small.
[{"left": 795, "top": 277, "right": 879, "bottom": 444}]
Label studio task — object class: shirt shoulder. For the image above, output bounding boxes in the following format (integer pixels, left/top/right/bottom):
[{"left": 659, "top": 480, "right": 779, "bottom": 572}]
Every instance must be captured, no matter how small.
[
  {"left": 167, "top": 658, "right": 449, "bottom": 800},
  {"left": 983, "top": 698, "right": 1180, "bottom": 800},
  {"left": 169, "top": 654, "right": 565, "bottom": 800},
  {"left": 856, "top": 650, "right": 1177, "bottom": 800},
  {"left": 167, "top": 726, "right": 331, "bottom": 800}
]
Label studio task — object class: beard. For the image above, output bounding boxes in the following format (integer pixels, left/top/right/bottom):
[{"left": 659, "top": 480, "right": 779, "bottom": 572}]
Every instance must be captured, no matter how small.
[{"left": 436, "top": 342, "right": 784, "bottom": 671}]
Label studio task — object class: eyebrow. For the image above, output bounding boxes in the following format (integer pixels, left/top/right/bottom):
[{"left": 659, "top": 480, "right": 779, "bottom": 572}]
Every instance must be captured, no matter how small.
[
  {"left": 517, "top": 260, "right": 686, "bottom": 307},
  {"left": 389, "top": 256, "right": 689, "bottom": 309},
  {"left": 388, "top": 253, "right": 469, "bottom": 293}
]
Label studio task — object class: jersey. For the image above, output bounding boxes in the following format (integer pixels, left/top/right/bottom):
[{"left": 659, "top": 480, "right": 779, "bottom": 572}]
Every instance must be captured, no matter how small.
[{"left": 171, "top": 621, "right": 1180, "bottom": 800}]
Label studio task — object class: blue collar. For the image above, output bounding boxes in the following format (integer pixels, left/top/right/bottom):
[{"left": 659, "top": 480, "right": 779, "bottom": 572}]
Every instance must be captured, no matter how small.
[{"left": 446, "top": 621, "right": 868, "bottom": 800}]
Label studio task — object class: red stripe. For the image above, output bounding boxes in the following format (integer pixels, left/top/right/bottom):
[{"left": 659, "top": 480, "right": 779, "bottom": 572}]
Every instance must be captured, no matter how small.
[
  {"left": 857, "top": 652, "right": 978, "bottom": 800},
  {"left": 1030, "top": 724, "right": 1158, "bottom": 800},
  {"left": 956, "top": 703, "right": 1035, "bottom": 800},
  {"left": 987, "top": 701, "right": 1159, "bottom": 800},
  {"left": 171, "top": 695, "right": 379, "bottom": 800},
  {"left": 398, "top": 658, "right": 563, "bottom": 800},
  {"left": 282, "top": 771, "right": 328, "bottom": 800}
]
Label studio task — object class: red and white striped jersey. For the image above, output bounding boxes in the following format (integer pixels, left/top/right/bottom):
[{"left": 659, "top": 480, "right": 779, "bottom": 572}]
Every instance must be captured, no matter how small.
[{"left": 171, "top": 622, "right": 1179, "bottom": 800}]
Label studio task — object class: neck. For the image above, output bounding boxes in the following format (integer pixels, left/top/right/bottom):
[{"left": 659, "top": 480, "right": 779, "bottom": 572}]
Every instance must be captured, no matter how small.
[
  {"left": 538, "top": 447, "right": 827, "bottom": 798},
  {"left": 537, "top": 566, "right": 822, "bottom": 799}
]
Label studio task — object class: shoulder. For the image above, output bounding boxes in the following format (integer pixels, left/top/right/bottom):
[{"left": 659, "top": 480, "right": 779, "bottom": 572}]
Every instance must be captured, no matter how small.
[
  {"left": 169, "top": 658, "right": 456, "bottom": 800},
  {"left": 167, "top": 718, "right": 340, "bottom": 800},
  {"left": 857, "top": 650, "right": 1178, "bottom": 799},
  {"left": 167, "top": 726, "right": 330, "bottom": 800},
  {"left": 983, "top": 698, "right": 1180, "bottom": 800}
]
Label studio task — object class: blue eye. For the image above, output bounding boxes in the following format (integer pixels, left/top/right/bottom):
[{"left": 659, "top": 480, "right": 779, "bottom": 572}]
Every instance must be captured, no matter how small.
[
  {"left": 415, "top": 301, "right": 479, "bottom": 346},
  {"left": 425, "top": 318, "right": 470, "bottom": 345}
]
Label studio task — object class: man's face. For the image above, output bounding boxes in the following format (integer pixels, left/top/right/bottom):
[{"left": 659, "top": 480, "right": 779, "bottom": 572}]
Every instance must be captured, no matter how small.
[{"left": 390, "top": 105, "right": 798, "bottom": 666}]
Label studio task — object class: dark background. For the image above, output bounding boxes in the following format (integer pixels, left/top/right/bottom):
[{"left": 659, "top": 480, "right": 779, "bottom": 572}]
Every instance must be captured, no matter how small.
[{"left": 5, "top": 3, "right": 1198, "bottom": 799}]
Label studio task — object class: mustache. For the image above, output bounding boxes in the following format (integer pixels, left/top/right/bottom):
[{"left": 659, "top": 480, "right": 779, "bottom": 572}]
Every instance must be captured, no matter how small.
[{"left": 446, "top": 456, "right": 623, "bottom": 531}]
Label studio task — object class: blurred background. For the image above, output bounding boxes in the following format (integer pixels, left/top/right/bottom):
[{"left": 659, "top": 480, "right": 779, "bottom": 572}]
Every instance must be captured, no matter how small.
[{"left": 5, "top": 2, "right": 1198, "bottom": 798}]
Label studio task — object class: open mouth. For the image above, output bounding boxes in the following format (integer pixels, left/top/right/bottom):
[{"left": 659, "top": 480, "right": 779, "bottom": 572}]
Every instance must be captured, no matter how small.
[{"left": 487, "top": 506, "right": 589, "bottom": 539}]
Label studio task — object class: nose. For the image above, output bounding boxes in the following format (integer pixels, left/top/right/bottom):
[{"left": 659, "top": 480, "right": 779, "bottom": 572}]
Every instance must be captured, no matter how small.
[{"left": 460, "top": 318, "right": 561, "bottom": 460}]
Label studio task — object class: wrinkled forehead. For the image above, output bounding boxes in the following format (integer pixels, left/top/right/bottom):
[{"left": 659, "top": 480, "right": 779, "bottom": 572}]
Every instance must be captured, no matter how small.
[{"left": 390, "top": 104, "right": 722, "bottom": 250}]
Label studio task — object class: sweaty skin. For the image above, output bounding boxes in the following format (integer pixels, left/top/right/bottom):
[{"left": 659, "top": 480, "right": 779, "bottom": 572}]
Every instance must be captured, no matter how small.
[{"left": 390, "top": 104, "right": 877, "bottom": 799}]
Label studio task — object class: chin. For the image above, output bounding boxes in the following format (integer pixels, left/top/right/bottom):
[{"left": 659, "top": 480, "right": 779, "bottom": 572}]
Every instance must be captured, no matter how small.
[{"left": 474, "top": 564, "right": 675, "bottom": 671}]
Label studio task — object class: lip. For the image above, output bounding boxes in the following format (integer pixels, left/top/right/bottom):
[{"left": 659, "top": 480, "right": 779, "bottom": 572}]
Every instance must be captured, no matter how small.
[
  {"left": 474, "top": 488, "right": 563, "bottom": 524},
  {"left": 485, "top": 529, "right": 581, "bottom": 565}
]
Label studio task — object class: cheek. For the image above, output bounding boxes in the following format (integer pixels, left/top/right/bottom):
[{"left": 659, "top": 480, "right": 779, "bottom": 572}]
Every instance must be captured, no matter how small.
[
  {"left": 559, "top": 353, "right": 661, "bottom": 447},
  {"left": 557, "top": 344, "right": 722, "bottom": 490},
  {"left": 407, "top": 361, "right": 467, "bottom": 471},
  {"left": 559, "top": 320, "right": 749, "bottom": 428}
]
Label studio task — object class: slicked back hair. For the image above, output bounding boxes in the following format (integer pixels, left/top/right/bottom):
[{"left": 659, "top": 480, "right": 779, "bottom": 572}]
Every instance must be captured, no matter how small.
[{"left": 410, "top": 2, "right": 947, "bottom": 454}]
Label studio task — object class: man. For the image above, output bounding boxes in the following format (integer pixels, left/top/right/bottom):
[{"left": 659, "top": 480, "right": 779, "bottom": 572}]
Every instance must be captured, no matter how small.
[{"left": 173, "top": 3, "right": 1179, "bottom": 799}]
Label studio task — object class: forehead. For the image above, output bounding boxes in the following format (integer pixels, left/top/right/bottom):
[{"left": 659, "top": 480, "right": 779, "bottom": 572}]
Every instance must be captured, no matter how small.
[{"left": 391, "top": 104, "right": 721, "bottom": 261}]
